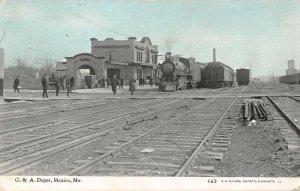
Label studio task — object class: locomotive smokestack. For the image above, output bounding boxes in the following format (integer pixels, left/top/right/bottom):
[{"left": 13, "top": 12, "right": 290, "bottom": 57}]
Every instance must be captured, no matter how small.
[{"left": 213, "top": 48, "right": 216, "bottom": 62}]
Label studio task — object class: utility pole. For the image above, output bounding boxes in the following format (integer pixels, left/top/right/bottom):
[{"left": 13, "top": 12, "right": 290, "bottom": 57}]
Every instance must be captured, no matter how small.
[
  {"left": 0, "top": 48, "right": 4, "bottom": 102},
  {"left": 0, "top": 31, "right": 5, "bottom": 102}
]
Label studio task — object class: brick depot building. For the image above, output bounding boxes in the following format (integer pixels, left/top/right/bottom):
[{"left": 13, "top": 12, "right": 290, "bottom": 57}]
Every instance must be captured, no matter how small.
[{"left": 63, "top": 37, "right": 158, "bottom": 87}]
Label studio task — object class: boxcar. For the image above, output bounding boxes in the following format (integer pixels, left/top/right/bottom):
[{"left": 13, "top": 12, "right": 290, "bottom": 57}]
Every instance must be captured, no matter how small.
[
  {"left": 204, "top": 62, "right": 234, "bottom": 88},
  {"left": 236, "top": 68, "right": 250, "bottom": 85}
]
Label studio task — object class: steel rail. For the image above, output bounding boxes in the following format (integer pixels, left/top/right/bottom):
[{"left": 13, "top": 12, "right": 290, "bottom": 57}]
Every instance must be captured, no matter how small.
[
  {"left": 240, "top": 86, "right": 247, "bottom": 92},
  {"left": 224, "top": 86, "right": 242, "bottom": 93},
  {"left": 0, "top": 99, "right": 154, "bottom": 136},
  {"left": 175, "top": 97, "right": 238, "bottom": 176},
  {"left": 266, "top": 96, "right": 300, "bottom": 136},
  {"left": 288, "top": 96, "right": 300, "bottom": 103},
  {"left": 0, "top": 100, "right": 111, "bottom": 119},
  {"left": 0, "top": 99, "right": 100, "bottom": 115}
]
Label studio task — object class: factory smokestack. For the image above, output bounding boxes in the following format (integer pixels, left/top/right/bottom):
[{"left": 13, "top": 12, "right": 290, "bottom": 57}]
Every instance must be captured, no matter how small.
[{"left": 213, "top": 48, "right": 216, "bottom": 62}]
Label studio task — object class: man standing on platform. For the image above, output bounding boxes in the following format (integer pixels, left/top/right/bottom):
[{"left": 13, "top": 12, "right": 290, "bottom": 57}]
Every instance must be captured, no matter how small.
[
  {"left": 13, "top": 75, "right": 20, "bottom": 92},
  {"left": 111, "top": 75, "right": 118, "bottom": 95},
  {"left": 42, "top": 74, "right": 48, "bottom": 98},
  {"left": 119, "top": 77, "right": 124, "bottom": 89},
  {"left": 66, "top": 76, "right": 71, "bottom": 97},
  {"left": 129, "top": 76, "right": 136, "bottom": 95},
  {"left": 70, "top": 76, "right": 74, "bottom": 93},
  {"left": 55, "top": 77, "right": 60, "bottom": 96}
]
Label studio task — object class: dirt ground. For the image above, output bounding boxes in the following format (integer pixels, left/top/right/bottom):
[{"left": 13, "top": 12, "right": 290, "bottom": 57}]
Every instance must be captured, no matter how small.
[{"left": 216, "top": 120, "right": 297, "bottom": 177}]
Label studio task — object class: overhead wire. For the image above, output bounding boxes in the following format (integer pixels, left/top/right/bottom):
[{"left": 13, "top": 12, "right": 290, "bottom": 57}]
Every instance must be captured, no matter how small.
[
  {"left": 0, "top": 30, "right": 5, "bottom": 44},
  {"left": 50, "top": 0, "right": 132, "bottom": 38}
]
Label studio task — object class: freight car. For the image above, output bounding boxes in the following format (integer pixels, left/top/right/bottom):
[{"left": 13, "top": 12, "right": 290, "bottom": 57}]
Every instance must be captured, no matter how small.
[
  {"left": 204, "top": 62, "right": 234, "bottom": 88},
  {"left": 279, "top": 73, "right": 300, "bottom": 84},
  {"left": 236, "top": 68, "right": 250, "bottom": 86}
]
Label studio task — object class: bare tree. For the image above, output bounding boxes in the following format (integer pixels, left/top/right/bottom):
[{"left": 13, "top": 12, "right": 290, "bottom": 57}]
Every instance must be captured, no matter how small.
[
  {"left": 4, "top": 58, "right": 38, "bottom": 89},
  {"left": 38, "top": 58, "right": 56, "bottom": 77}
]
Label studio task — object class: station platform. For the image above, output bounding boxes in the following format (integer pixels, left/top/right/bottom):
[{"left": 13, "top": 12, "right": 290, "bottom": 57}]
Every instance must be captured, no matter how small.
[
  {"left": 2, "top": 85, "right": 300, "bottom": 102},
  {"left": 2, "top": 85, "right": 158, "bottom": 102}
]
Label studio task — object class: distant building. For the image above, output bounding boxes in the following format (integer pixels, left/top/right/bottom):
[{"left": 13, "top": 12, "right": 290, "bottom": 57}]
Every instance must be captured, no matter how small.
[
  {"left": 286, "top": 60, "right": 297, "bottom": 75},
  {"left": 64, "top": 37, "right": 158, "bottom": 88},
  {"left": 91, "top": 37, "right": 158, "bottom": 80}
]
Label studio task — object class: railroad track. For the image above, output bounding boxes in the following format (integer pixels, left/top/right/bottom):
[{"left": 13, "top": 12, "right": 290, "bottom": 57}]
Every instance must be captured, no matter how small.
[
  {"left": 264, "top": 96, "right": 300, "bottom": 171},
  {"left": 0, "top": 98, "right": 191, "bottom": 175},
  {"left": 225, "top": 86, "right": 245, "bottom": 93},
  {"left": 0, "top": 99, "right": 96, "bottom": 113},
  {"left": 0, "top": 99, "right": 154, "bottom": 134},
  {"left": 178, "top": 98, "right": 241, "bottom": 176},
  {"left": 175, "top": 86, "right": 245, "bottom": 96},
  {"left": 208, "top": 87, "right": 231, "bottom": 92},
  {"left": 266, "top": 96, "right": 300, "bottom": 135},
  {"left": 253, "top": 83, "right": 289, "bottom": 92},
  {"left": 65, "top": 97, "right": 237, "bottom": 176},
  {"left": 240, "top": 85, "right": 247, "bottom": 92},
  {"left": 0, "top": 99, "right": 114, "bottom": 120}
]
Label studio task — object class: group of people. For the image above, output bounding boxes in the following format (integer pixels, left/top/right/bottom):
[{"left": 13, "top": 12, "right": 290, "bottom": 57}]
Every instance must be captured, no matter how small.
[
  {"left": 110, "top": 75, "right": 136, "bottom": 95},
  {"left": 13, "top": 74, "right": 139, "bottom": 97},
  {"left": 41, "top": 74, "right": 74, "bottom": 98}
]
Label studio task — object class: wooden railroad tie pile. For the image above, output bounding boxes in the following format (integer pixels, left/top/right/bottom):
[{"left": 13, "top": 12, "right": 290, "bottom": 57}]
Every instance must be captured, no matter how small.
[{"left": 239, "top": 99, "right": 273, "bottom": 126}]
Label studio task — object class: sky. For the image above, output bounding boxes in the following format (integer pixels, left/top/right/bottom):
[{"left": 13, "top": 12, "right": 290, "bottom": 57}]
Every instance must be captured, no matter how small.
[{"left": 0, "top": 0, "right": 300, "bottom": 77}]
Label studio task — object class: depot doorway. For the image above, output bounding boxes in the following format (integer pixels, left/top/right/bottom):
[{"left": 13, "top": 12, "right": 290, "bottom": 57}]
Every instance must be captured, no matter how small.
[{"left": 77, "top": 65, "right": 96, "bottom": 88}]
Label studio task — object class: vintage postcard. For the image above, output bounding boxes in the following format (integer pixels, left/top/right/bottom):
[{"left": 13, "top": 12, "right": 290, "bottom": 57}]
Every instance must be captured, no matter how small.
[{"left": 0, "top": 0, "right": 299, "bottom": 190}]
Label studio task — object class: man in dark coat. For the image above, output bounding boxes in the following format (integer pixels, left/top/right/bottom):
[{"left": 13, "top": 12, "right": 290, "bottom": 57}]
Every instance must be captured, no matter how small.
[
  {"left": 42, "top": 74, "right": 48, "bottom": 98},
  {"left": 149, "top": 77, "right": 153, "bottom": 87},
  {"left": 129, "top": 76, "right": 136, "bottom": 95},
  {"left": 106, "top": 78, "right": 110, "bottom": 88},
  {"left": 13, "top": 75, "right": 20, "bottom": 92},
  {"left": 142, "top": 78, "right": 145, "bottom": 86},
  {"left": 54, "top": 77, "right": 60, "bottom": 96},
  {"left": 66, "top": 77, "right": 71, "bottom": 97},
  {"left": 70, "top": 76, "right": 74, "bottom": 92},
  {"left": 119, "top": 77, "right": 124, "bottom": 89},
  {"left": 111, "top": 75, "right": 118, "bottom": 95}
]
